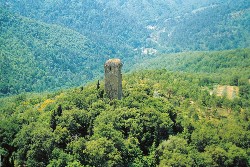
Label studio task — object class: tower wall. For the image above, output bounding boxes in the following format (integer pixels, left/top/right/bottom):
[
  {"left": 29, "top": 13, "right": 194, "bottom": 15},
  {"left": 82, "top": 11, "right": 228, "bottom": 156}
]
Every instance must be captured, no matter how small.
[{"left": 104, "top": 59, "right": 122, "bottom": 100}]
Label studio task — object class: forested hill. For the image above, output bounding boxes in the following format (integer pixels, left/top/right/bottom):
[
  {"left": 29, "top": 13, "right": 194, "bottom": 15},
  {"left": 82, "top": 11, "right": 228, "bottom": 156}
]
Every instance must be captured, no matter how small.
[
  {"left": 155, "top": 0, "right": 250, "bottom": 52},
  {"left": 0, "top": 9, "right": 112, "bottom": 96},
  {"left": 97, "top": 0, "right": 250, "bottom": 52},
  {"left": 0, "top": 1, "right": 250, "bottom": 166},
  {"left": 1, "top": 0, "right": 249, "bottom": 52},
  {"left": 0, "top": 0, "right": 148, "bottom": 50},
  {"left": 0, "top": 69, "right": 249, "bottom": 166},
  {"left": 134, "top": 49, "right": 250, "bottom": 96},
  {"left": 0, "top": 0, "right": 250, "bottom": 96},
  {"left": 134, "top": 48, "right": 250, "bottom": 75}
]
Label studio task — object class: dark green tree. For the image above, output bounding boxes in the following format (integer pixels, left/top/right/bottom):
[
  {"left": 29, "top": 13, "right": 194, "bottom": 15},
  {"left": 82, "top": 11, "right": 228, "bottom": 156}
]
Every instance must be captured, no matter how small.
[
  {"left": 57, "top": 104, "right": 62, "bottom": 116},
  {"left": 97, "top": 80, "right": 100, "bottom": 90},
  {"left": 50, "top": 110, "right": 57, "bottom": 132}
]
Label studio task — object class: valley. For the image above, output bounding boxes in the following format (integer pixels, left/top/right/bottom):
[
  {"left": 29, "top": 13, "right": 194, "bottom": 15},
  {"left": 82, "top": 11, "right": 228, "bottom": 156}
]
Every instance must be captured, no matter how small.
[
  {"left": 0, "top": 0, "right": 249, "bottom": 96},
  {"left": 0, "top": 0, "right": 249, "bottom": 166}
]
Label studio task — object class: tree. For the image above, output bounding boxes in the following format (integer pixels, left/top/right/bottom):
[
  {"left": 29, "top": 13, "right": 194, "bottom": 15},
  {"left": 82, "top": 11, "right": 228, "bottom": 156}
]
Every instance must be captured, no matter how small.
[
  {"left": 156, "top": 136, "right": 194, "bottom": 167},
  {"left": 14, "top": 124, "right": 54, "bottom": 167},
  {"left": 83, "top": 137, "right": 123, "bottom": 167},
  {"left": 97, "top": 80, "right": 100, "bottom": 90},
  {"left": 191, "top": 126, "right": 219, "bottom": 152},
  {"left": 57, "top": 104, "right": 62, "bottom": 116},
  {"left": 50, "top": 110, "right": 57, "bottom": 132}
]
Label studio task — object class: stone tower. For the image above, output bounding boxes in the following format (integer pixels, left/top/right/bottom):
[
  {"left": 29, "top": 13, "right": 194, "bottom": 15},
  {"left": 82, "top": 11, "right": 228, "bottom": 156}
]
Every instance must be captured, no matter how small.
[{"left": 104, "top": 59, "right": 122, "bottom": 100}]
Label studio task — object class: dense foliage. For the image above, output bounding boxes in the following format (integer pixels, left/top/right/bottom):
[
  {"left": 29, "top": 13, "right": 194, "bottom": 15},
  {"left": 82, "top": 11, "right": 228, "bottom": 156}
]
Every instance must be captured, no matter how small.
[
  {"left": 0, "top": 0, "right": 148, "bottom": 53},
  {"left": 97, "top": 0, "right": 250, "bottom": 52},
  {"left": 1, "top": 0, "right": 249, "bottom": 52},
  {"left": 0, "top": 1, "right": 250, "bottom": 165},
  {"left": 0, "top": 68, "right": 249, "bottom": 166},
  {"left": 135, "top": 48, "right": 250, "bottom": 83},
  {"left": 0, "top": 9, "right": 141, "bottom": 96},
  {"left": 0, "top": 6, "right": 146, "bottom": 96},
  {"left": 155, "top": 0, "right": 250, "bottom": 52},
  {"left": 135, "top": 48, "right": 250, "bottom": 103},
  {"left": 1, "top": 0, "right": 249, "bottom": 96}
]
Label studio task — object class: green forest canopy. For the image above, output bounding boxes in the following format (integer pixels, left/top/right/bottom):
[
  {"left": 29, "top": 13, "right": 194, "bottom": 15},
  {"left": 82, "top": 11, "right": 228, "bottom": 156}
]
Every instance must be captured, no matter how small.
[
  {"left": 0, "top": 68, "right": 249, "bottom": 166},
  {"left": 0, "top": 1, "right": 250, "bottom": 166},
  {"left": 0, "top": 0, "right": 250, "bottom": 96}
]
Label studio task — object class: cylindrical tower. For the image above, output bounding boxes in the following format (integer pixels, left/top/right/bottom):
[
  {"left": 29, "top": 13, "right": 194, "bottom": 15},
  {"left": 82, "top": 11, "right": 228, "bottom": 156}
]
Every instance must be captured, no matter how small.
[{"left": 104, "top": 59, "right": 122, "bottom": 100}]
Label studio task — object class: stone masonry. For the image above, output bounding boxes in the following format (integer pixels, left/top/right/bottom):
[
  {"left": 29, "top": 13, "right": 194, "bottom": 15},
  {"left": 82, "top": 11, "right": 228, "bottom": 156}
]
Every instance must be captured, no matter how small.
[{"left": 104, "top": 59, "right": 122, "bottom": 100}]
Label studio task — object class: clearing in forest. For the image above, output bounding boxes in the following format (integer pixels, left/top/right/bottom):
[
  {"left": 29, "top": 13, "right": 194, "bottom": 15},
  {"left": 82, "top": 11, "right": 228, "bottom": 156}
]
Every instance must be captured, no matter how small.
[{"left": 214, "top": 85, "right": 239, "bottom": 100}]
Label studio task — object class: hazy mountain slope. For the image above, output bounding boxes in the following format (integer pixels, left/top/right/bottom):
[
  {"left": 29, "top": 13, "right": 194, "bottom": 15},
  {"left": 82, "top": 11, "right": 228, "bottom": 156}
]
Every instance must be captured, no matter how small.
[
  {"left": 96, "top": 0, "right": 224, "bottom": 23},
  {"left": 0, "top": 9, "right": 112, "bottom": 96},
  {"left": 97, "top": 0, "right": 250, "bottom": 52},
  {"left": 1, "top": 0, "right": 249, "bottom": 54},
  {"left": 134, "top": 48, "right": 250, "bottom": 74},
  {"left": 0, "top": 1, "right": 249, "bottom": 96},
  {"left": 155, "top": 1, "right": 250, "bottom": 52},
  {"left": 134, "top": 48, "right": 250, "bottom": 89},
  {"left": 0, "top": 0, "right": 149, "bottom": 52}
]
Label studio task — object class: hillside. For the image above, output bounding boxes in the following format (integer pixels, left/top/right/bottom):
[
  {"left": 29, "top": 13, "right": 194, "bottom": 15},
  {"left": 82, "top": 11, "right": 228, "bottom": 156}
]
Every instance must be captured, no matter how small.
[
  {"left": 154, "top": 0, "right": 250, "bottom": 52},
  {"left": 97, "top": 0, "right": 250, "bottom": 52},
  {"left": 0, "top": 1, "right": 249, "bottom": 96},
  {"left": 1, "top": 0, "right": 249, "bottom": 53},
  {"left": 0, "top": 9, "right": 111, "bottom": 96},
  {"left": 0, "top": 1, "right": 250, "bottom": 166},
  {"left": 0, "top": 69, "right": 249, "bottom": 166},
  {"left": 0, "top": 0, "right": 148, "bottom": 51},
  {"left": 134, "top": 48, "right": 250, "bottom": 79},
  {"left": 97, "top": 0, "right": 231, "bottom": 23},
  {"left": 134, "top": 48, "right": 250, "bottom": 101}
]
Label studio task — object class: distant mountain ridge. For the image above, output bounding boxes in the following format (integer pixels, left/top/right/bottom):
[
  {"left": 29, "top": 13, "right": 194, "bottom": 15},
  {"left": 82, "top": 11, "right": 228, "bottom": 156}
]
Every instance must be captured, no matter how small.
[
  {"left": 0, "top": 0, "right": 148, "bottom": 51},
  {"left": 1, "top": 0, "right": 249, "bottom": 53},
  {"left": 96, "top": 0, "right": 250, "bottom": 51}
]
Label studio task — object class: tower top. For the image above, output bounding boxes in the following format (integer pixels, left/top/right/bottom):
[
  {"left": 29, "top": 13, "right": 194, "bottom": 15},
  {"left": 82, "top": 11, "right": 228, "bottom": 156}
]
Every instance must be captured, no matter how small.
[{"left": 104, "top": 59, "right": 122, "bottom": 67}]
